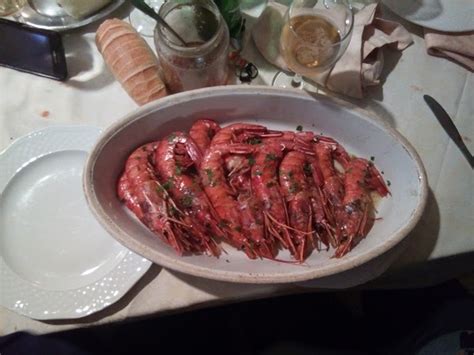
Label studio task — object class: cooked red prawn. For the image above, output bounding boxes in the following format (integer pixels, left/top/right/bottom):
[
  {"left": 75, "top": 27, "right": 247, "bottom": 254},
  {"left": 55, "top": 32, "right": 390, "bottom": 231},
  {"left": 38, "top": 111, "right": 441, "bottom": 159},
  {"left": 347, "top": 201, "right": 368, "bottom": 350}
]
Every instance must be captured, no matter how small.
[
  {"left": 251, "top": 141, "right": 296, "bottom": 255},
  {"left": 118, "top": 174, "right": 142, "bottom": 219},
  {"left": 279, "top": 151, "right": 315, "bottom": 261},
  {"left": 250, "top": 133, "right": 317, "bottom": 259},
  {"left": 211, "top": 122, "right": 270, "bottom": 146},
  {"left": 227, "top": 170, "right": 276, "bottom": 259},
  {"left": 200, "top": 143, "right": 257, "bottom": 258},
  {"left": 334, "top": 157, "right": 390, "bottom": 258},
  {"left": 210, "top": 123, "right": 281, "bottom": 258},
  {"left": 117, "top": 142, "right": 198, "bottom": 254},
  {"left": 211, "top": 123, "right": 274, "bottom": 176},
  {"left": 305, "top": 156, "right": 337, "bottom": 248},
  {"left": 276, "top": 131, "right": 315, "bottom": 152},
  {"left": 117, "top": 121, "right": 391, "bottom": 261},
  {"left": 154, "top": 132, "right": 222, "bottom": 255},
  {"left": 189, "top": 119, "right": 221, "bottom": 154},
  {"left": 314, "top": 139, "right": 345, "bottom": 207}
]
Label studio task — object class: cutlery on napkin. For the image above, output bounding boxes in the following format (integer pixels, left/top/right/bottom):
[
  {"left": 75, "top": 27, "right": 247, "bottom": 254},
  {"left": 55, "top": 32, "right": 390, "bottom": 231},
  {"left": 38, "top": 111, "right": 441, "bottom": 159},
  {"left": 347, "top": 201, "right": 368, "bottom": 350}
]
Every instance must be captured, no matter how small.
[
  {"left": 252, "top": 3, "right": 413, "bottom": 98},
  {"left": 424, "top": 29, "right": 474, "bottom": 71}
]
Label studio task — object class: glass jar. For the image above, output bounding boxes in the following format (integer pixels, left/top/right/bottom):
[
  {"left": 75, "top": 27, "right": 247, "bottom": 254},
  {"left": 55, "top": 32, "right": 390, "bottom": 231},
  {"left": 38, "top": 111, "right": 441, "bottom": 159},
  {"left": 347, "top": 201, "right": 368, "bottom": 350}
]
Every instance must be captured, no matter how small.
[{"left": 154, "top": 0, "right": 230, "bottom": 93}]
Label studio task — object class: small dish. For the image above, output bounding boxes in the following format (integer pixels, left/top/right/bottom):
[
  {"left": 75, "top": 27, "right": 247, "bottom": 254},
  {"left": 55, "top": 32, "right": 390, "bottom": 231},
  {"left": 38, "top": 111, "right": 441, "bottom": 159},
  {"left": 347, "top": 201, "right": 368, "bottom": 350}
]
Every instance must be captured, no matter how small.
[
  {"left": 383, "top": 0, "right": 474, "bottom": 32},
  {"left": 14, "top": 0, "right": 125, "bottom": 31},
  {"left": 0, "top": 126, "right": 151, "bottom": 320}
]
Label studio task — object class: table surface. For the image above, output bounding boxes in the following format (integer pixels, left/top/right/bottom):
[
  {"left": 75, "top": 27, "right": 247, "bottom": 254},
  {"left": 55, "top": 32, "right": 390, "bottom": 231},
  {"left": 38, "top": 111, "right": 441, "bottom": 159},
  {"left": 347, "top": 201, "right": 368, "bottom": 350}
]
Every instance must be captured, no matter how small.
[{"left": 0, "top": 3, "right": 472, "bottom": 336}]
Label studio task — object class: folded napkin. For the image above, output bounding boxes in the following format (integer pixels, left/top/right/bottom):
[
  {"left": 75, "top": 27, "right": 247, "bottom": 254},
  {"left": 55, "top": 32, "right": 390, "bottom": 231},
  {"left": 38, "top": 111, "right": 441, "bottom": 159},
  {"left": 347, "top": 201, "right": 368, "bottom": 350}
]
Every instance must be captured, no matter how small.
[
  {"left": 252, "top": 2, "right": 413, "bottom": 98},
  {"left": 424, "top": 29, "right": 474, "bottom": 71}
]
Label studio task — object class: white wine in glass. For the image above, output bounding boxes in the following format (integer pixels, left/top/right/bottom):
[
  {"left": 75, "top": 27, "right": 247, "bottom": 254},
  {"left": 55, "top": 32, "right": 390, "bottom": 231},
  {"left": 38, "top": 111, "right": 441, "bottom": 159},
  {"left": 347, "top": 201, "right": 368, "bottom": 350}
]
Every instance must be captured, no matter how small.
[
  {"left": 273, "top": 0, "right": 353, "bottom": 91},
  {"left": 280, "top": 14, "right": 341, "bottom": 75}
]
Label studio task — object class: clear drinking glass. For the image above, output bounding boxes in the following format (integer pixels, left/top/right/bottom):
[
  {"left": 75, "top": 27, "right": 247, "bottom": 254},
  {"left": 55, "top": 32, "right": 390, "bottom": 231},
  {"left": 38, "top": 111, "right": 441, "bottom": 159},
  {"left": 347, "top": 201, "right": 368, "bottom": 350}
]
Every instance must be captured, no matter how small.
[
  {"left": 240, "top": 0, "right": 268, "bottom": 17},
  {"left": 129, "top": 0, "right": 165, "bottom": 37},
  {"left": 0, "top": 0, "right": 26, "bottom": 17},
  {"left": 154, "top": 0, "right": 230, "bottom": 93},
  {"left": 272, "top": 0, "right": 354, "bottom": 91}
]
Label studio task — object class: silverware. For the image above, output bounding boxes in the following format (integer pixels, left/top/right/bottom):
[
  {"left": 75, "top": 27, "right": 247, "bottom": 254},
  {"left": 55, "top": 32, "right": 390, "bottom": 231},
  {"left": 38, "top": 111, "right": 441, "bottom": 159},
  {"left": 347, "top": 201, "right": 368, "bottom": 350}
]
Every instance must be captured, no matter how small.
[
  {"left": 423, "top": 95, "right": 473, "bottom": 169},
  {"left": 130, "top": 0, "right": 188, "bottom": 47}
]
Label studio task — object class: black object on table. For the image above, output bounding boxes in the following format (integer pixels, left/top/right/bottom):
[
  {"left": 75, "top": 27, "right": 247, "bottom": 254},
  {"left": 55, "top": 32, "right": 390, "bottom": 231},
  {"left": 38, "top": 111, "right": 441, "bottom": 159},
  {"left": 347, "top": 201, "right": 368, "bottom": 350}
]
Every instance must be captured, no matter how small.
[
  {"left": 424, "top": 94, "right": 474, "bottom": 168},
  {"left": 1, "top": 280, "right": 474, "bottom": 355}
]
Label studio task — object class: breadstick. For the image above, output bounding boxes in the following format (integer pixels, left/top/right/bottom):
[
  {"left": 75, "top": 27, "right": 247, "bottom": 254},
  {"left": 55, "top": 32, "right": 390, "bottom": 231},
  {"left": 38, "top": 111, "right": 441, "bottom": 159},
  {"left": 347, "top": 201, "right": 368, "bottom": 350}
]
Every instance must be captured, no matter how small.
[{"left": 96, "top": 19, "right": 167, "bottom": 106}]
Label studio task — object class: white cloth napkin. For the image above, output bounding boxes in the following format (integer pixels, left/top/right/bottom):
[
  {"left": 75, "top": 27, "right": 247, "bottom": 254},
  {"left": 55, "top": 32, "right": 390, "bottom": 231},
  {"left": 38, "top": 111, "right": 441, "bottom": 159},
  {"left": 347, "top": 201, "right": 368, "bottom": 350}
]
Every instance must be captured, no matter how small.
[
  {"left": 424, "top": 29, "right": 474, "bottom": 71},
  {"left": 252, "top": 2, "right": 413, "bottom": 98}
]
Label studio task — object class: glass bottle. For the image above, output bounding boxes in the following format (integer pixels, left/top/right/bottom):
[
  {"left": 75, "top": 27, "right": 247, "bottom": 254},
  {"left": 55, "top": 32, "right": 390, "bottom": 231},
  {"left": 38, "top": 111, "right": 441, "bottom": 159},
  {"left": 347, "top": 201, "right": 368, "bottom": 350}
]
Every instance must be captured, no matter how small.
[{"left": 213, "top": 0, "right": 245, "bottom": 40}]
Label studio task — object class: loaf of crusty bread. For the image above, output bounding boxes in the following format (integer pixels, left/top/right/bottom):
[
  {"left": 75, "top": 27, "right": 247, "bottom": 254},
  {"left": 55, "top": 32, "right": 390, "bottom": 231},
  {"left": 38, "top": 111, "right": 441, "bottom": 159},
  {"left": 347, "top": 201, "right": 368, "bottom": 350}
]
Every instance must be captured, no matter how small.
[{"left": 96, "top": 19, "right": 167, "bottom": 106}]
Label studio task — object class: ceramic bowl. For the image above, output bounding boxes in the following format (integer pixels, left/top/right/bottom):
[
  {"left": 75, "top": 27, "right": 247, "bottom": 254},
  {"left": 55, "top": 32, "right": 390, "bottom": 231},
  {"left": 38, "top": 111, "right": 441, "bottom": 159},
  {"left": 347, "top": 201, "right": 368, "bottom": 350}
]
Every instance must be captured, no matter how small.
[{"left": 84, "top": 86, "right": 427, "bottom": 284}]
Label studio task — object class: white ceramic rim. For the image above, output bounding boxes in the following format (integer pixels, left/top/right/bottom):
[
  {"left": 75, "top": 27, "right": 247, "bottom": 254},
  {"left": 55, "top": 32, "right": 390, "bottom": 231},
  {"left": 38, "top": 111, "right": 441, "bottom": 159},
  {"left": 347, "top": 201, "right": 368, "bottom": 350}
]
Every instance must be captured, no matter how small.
[
  {"left": 84, "top": 86, "right": 428, "bottom": 284},
  {"left": 17, "top": 0, "right": 126, "bottom": 31},
  {"left": 0, "top": 126, "right": 151, "bottom": 320},
  {"left": 382, "top": 0, "right": 474, "bottom": 32}
]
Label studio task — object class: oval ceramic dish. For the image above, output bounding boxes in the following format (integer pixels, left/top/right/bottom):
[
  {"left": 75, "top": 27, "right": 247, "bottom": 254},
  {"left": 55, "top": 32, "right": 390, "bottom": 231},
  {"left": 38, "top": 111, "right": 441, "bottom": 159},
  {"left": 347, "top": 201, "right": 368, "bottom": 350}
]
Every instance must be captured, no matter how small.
[{"left": 84, "top": 86, "right": 428, "bottom": 284}]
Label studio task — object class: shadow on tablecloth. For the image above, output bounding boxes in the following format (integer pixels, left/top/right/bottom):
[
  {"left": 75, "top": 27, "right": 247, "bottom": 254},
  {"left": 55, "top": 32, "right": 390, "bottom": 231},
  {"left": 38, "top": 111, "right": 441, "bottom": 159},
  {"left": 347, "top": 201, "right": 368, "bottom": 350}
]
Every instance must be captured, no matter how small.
[{"left": 62, "top": 2, "right": 133, "bottom": 91}]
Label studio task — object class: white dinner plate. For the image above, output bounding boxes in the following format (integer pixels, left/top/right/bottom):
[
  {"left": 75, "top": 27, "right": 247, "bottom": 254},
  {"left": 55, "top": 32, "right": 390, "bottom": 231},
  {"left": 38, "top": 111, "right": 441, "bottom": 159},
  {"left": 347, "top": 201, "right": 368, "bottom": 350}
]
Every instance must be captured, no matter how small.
[
  {"left": 0, "top": 126, "right": 151, "bottom": 320},
  {"left": 13, "top": 0, "right": 126, "bottom": 31},
  {"left": 383, "top": 0, "right": 474, "bottom": 32}
]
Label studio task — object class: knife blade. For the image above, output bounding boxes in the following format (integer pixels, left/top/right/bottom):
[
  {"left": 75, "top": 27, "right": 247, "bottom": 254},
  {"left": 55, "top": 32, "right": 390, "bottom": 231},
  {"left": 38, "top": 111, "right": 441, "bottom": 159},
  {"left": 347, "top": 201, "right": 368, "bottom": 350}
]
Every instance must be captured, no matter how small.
[{"left": 423, "top": 95, "right": 474, "bottom": 169}]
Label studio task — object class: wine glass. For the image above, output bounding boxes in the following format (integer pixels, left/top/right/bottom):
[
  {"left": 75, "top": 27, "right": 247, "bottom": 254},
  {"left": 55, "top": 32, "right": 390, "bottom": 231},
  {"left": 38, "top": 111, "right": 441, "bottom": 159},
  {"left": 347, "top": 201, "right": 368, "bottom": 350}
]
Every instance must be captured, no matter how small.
[
  {"left": 272, "top": 0, "right": 354, "bottom": 91},
  {"left": 129, "top": 0, "right": 165, "bottom": 37}
]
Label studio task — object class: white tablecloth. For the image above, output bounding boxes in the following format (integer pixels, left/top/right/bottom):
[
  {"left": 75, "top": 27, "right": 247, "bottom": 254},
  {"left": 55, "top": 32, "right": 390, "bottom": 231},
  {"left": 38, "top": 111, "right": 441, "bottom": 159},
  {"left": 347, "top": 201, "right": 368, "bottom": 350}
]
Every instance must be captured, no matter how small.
[{"left": 0, "top": 3, "right": 472, "bottom": 335}]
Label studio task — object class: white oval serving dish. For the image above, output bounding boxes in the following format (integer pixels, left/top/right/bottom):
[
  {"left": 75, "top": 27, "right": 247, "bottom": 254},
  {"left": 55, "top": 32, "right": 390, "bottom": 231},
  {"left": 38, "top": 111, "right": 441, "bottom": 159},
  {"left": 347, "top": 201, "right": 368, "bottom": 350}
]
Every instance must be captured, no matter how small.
[{"left": 84, "top": 86, "right": 427, "bottom": 284}]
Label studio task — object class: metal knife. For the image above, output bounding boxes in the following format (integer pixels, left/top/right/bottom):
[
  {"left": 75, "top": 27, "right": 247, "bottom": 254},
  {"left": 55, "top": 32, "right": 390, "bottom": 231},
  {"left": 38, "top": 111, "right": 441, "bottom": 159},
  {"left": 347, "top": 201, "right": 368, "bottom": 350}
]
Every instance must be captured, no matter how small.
[{"left": 423, "top": 95, "right": 474, "bottom": 169}]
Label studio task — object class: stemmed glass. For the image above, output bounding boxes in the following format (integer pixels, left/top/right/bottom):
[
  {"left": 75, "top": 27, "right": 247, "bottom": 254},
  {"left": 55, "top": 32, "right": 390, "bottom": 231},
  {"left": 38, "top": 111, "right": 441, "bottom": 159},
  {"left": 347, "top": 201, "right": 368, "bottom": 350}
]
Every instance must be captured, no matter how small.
[{"left": 272, "top": 0, "right": 354, "bottom": 91}]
